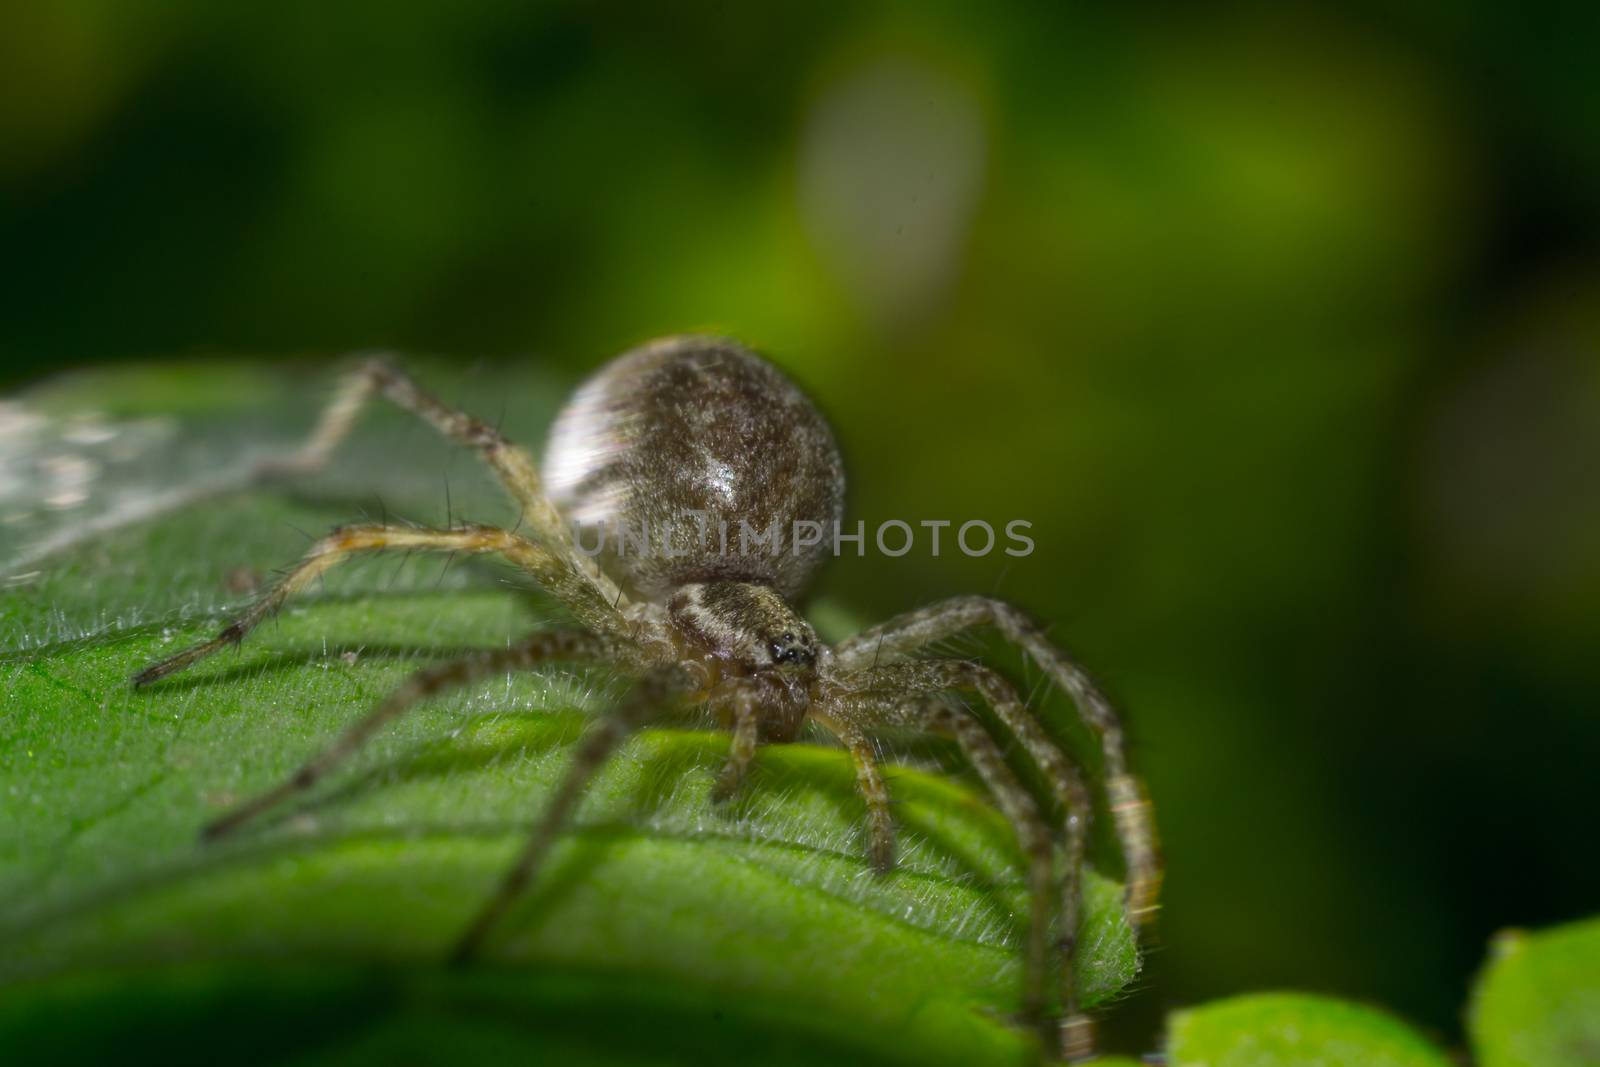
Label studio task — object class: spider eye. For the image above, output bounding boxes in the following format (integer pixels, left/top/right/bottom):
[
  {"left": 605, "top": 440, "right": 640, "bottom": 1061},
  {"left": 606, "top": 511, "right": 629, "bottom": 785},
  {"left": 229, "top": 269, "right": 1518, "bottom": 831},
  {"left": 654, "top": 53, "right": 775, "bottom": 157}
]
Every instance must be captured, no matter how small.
[{"left": 767, "top": 634, "right": 814, "bottom": 668}]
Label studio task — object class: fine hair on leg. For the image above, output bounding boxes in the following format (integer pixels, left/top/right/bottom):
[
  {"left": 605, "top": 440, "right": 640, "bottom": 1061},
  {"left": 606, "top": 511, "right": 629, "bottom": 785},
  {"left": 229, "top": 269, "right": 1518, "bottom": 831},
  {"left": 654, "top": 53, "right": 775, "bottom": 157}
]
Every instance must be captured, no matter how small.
[
  {"left": 811, "top": 704, "right": 897, "bottom": 873},
  {"left": 835, "top": 659, "right": 1093, "bottom": 1055},
  {"left": 710, "top": 681, "right": 762, "bottom": 802},
  {"left": 842, "top": 692, "right": 1059, "bottom": 1048},
  {"left": 133, "top": 522, "right": 630, "bottom": 687},
  {"left": 201, "top": 630, "right": 619, "bottom": 840},
  {"left": 832, "top": 596, "right": 1160, "bottom": 924},
  {"left": 256, "top": 354, "right": 626, "bottom": 610},
  {"left": 451, "top": 661, "right": 710, "bottom": 963}
]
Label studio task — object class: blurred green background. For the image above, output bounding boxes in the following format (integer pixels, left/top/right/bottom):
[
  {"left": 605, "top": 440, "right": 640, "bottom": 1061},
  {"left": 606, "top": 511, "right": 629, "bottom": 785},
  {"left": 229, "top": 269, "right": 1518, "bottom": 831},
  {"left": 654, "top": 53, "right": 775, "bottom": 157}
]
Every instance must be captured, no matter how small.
[{"left": 3, "top": 0, "right": 1597, "bottom": 1050}]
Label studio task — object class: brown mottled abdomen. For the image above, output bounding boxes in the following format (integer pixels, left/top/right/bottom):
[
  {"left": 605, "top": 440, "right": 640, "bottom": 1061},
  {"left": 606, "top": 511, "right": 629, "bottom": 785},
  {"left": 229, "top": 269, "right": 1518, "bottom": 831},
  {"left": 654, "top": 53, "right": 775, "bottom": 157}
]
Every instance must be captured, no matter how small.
[{"left": 542, "top": 336, "right": 844, "bottom": 599}]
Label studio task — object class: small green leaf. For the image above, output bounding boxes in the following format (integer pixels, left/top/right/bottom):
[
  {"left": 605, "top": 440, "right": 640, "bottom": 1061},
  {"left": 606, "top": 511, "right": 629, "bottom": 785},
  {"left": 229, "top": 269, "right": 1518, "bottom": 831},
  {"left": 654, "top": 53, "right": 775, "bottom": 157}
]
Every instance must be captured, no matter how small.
[
  {"left": 1, "top": 361, "right": 1140, "bottom": 1065},
  {"left": 1470, "top": 917, "right": 1600, "bottom": 1067},
  {"left": 1166, "top": 992, "right": 1452, "bottom": 1067}
]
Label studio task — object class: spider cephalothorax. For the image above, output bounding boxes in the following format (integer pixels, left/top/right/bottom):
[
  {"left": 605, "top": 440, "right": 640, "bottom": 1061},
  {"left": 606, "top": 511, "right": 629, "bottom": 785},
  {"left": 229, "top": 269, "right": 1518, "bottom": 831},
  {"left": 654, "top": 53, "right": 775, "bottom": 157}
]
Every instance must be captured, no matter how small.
[{"left": 134, "top": 335, "right": 1158, "bottom": 1059}]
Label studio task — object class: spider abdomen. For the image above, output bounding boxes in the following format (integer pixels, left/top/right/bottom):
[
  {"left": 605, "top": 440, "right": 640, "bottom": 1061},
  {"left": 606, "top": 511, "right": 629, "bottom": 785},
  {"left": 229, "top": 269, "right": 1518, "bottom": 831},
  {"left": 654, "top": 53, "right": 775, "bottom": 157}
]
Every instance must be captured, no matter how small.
[{"left": 542, "top": 335, "right": 845, "bottom": 600}]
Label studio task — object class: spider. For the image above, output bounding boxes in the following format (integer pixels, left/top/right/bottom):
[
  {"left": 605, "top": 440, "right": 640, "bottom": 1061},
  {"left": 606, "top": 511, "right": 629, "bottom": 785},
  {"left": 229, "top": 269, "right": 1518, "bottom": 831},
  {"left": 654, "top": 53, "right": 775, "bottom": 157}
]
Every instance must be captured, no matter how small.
[{"left": 133, "top": 335, "right": 1159, "bottom": 1060}]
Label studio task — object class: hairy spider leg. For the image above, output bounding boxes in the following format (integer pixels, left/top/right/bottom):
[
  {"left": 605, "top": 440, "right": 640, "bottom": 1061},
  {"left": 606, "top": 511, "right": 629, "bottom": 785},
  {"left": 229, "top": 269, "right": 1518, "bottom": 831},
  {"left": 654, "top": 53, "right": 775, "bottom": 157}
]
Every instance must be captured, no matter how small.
[
  {"left": 451, "top": 661, "right": 708, "bottom": 963},
  {"left": 810, "top": 705, "right": 897, "bottom": 873},
  {"left": 922, "top": 700, "right": 1064, "bottom": 1051},
  {"left": 857, "top": 696, "right": 1060, "bottom": 1051},
  {"left": 133, "top": 523, "right": 629, "bottom": 687},
  {"left": 832, "top": 596, "right": 1160, "bottom": 926},
  {"left": 200, "top": 630, "right": 618, "bottom": 840},
  {"left": 257, "top": 354, "right": 625, "bottom": 611},
  {"left": 709, "top": 681, "right": 762, "bottom": 802},
  {"left": 837, "top": 659, "right": 1094, "bottom": 1059}
]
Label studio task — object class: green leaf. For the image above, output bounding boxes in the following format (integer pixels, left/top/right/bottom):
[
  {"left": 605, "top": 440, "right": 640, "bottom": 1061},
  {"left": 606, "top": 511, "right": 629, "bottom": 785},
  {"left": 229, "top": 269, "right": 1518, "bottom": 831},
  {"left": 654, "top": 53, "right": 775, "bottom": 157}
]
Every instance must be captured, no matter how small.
[
  {"left": 1470, "top": 917, "right": 1600, "bottom": 1067},
  {"left": 1, "top": 362, "right": 1139, "bottom": 1065},
  {"left": 1166, "top": 993, "right": 1452, "bottom": 1067}
]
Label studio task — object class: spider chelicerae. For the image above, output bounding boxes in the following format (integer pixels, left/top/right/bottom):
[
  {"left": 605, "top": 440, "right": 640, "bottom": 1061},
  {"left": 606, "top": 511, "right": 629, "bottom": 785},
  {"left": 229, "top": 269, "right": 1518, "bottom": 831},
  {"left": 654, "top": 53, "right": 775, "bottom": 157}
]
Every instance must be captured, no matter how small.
[{"left": 133, "top": 335, "right": 1159, "bottom": 1059}]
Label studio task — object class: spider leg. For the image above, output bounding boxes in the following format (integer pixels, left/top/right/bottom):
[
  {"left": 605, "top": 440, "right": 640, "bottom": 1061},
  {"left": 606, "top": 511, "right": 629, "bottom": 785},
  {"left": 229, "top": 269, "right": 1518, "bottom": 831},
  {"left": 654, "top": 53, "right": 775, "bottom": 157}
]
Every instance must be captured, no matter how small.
[
  {"left": 832, "top": 596, "right": 1159, "bottom": 925},
  {"left": 912, "top": 698, "right": 1059, "bottom": 1051},
  {"left": 133, "top": 522, "right": 630, "bottom": 687},
  {"left": 703, "top": 684, "right": 895, "bottom": 869},
  {"left": 256, "top": 355, "right": 625, "bottom": 610},
  {"left": 710, "top": 682, "right": 761, "bottom": 803},
  {"left": 451, "top": 661, "right": 707, "bottom": 963},
  {"left": 201, "top": 630, "right": 615, "bottom": 840},
  {"left": 834, "top": 659, "right": 1095, "bottom": 1060},
  {"left": 810, "top": 705, "right": 896, "bottom": 873}
]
